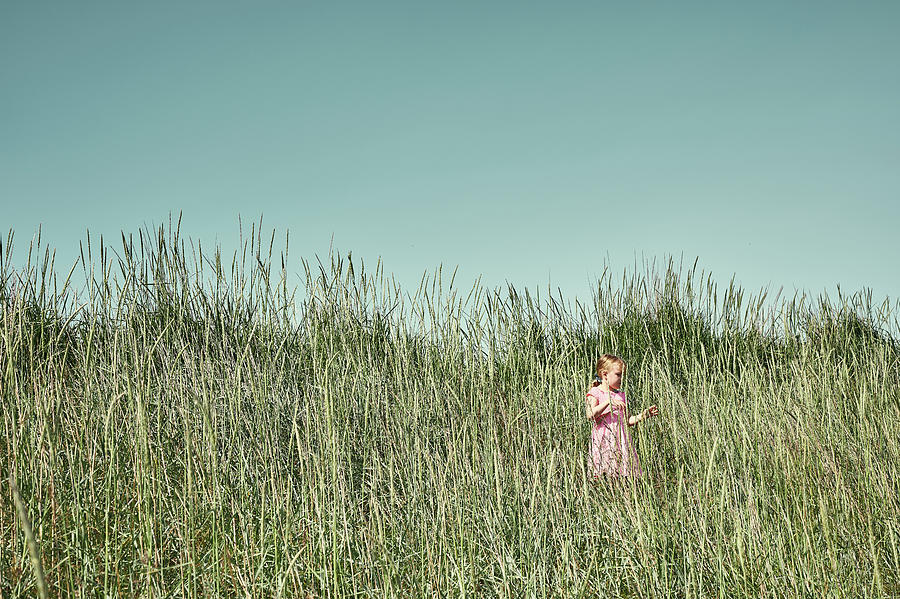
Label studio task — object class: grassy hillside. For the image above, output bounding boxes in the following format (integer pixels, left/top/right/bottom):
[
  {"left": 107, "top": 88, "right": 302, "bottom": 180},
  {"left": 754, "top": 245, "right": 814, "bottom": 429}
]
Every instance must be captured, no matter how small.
[{"left": 2, "top": 225, "right": 899, "bottom": 598}]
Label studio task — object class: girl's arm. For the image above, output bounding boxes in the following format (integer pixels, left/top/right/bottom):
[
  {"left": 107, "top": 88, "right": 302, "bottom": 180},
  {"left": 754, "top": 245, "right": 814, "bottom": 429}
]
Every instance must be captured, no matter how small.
[
  {"left": 627, "top": 405, "right": 659, "bottom": 426},
  {"left": 585, "top": 392, "right": 612, "bottom": 420}
]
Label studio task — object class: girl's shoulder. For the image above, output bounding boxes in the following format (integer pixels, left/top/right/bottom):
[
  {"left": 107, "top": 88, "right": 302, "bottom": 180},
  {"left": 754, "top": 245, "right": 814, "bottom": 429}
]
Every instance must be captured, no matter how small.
[
  {"left": 586, "top": 386, "right": 610, "bottom": 399},
  {"left": 588, "top": 387, "right": 626, "bottom": 400}
]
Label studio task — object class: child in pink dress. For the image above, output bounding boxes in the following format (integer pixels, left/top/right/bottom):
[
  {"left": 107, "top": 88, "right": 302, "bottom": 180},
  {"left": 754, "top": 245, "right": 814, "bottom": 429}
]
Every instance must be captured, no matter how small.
[{"left": 585, "top": 354, "right": 659, "bottom": 478}]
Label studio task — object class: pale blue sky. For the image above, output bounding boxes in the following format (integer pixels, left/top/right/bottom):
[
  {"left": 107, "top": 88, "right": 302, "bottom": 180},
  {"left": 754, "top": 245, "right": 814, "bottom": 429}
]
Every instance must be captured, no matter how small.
[{"left": 3, "top": 1, "right": 899, "bottom": 305}]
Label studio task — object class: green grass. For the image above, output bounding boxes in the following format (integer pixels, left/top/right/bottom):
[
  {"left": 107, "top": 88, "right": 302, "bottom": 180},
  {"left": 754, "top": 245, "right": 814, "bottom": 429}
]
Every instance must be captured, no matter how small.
[{"left": 1, "top": 224, "right": 899, "bottom": 598}]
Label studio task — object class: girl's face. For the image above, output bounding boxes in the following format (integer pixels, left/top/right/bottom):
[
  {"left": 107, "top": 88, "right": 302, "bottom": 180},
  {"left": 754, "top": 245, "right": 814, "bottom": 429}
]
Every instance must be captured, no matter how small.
[{"left": 602, "top": 364, "right": 624, "bottom": 391}]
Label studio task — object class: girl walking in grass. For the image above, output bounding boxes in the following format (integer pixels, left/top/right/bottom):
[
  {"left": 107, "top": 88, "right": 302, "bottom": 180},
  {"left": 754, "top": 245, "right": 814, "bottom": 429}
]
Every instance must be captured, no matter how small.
[{"left": 585, "top": 354, "right": 659, "bottom": 478}]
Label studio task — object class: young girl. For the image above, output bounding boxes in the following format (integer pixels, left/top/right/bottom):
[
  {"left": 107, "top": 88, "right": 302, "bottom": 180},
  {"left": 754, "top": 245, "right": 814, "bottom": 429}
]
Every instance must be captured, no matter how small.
[{"left": 585, "top": 354, "right": 659, "bottom": 478}]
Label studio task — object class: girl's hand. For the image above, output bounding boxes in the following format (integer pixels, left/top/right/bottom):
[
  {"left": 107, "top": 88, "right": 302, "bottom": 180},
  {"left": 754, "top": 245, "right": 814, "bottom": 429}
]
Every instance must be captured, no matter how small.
[
  {"left": 610, "top": 397, "right": 627, "bottom": 412},
  {"left": 641, "top": 405, "right": 659, "bottom": 420}
]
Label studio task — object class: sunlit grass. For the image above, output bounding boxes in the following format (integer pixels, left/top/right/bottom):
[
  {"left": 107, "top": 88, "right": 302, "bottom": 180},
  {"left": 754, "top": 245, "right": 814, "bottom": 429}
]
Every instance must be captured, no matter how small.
[{"left": 1, "top": 224, "right": 898, "bottom": 597}]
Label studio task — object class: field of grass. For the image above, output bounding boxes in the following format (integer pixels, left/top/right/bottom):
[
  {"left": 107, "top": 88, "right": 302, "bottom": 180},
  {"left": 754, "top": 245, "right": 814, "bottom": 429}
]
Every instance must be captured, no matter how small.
[{"left": 2, "top": 224, "right": 899, "bottom": 597}]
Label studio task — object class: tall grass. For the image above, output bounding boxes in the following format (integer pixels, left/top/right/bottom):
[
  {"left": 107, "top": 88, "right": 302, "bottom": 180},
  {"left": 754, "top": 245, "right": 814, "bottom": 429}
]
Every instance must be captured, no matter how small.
[{"left": 1, "top": 224, "right": 898, "bottom": 597}]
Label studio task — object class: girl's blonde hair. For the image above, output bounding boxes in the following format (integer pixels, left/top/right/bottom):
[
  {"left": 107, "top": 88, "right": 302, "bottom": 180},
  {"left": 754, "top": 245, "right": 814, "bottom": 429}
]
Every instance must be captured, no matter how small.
[{"left": 595, "top": 354, "right": 626, "bottom": 378}]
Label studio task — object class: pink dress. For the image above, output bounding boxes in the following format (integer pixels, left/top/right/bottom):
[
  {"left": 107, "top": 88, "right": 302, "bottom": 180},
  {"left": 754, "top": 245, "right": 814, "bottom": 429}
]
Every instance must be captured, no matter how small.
[{"left": 587, "top": 388, "right": 642, "bottom": 477}]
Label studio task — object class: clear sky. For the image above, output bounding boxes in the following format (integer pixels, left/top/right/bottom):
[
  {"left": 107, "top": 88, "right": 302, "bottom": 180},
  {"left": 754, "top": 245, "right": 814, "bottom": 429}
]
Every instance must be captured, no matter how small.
[{"left": 3, "top": 1, "right": 899, "bottom": 307}]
